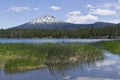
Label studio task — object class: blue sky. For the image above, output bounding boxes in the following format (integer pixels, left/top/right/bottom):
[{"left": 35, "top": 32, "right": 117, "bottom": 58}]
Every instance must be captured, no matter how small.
[{"left": 0, "top": 0, "right": 120, "bottom": 28}]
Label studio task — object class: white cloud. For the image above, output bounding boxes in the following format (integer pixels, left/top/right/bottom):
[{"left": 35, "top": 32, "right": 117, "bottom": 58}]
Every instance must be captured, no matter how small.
[
  {"left": 67, "top": 11, "right": 81, "bottom": 15},
  {"left": 6, "top": 7, "right": 30, "bottom": 12},
  {"left": 90, "top": 9, "right": 117, "bottom": 16},
  {"left": 108, "top": 19, "right": 120, "bottom": 24},
  {"left": 87, "top": 4, "right": 93, "bottom": 8},
  {"left": 104, "top": 3, "right": 113, "bottom": 7},
  {"left": 87, "top": 3, "right": 120, "bottom": 17},
  {"left": 119, "top": 0, "right": 120, "bottom": 2},
  {"left": 50, "top": 6, "right": 61, "bottom": 10},
  {"left": 33, "top": 8, "right": 40, "bottom": 11},
  {"left": 87, "top": 3, "right": 113, "bottom": 10},
  {"left": 66, "top": 11, "right": 98, "bottom": 24},
  {"left": 97, "top": 3, "right": 113, "bottom": 9},
  {"left": 6, "top": 7, "right": 39, "bottom": 12},
  {"left": 96, "top": 3, "right": 120, "bottom": 10}
]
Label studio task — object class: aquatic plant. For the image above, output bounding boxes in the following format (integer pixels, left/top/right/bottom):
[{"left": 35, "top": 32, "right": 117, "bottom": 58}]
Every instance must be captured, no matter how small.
[
  {"left": 0, "top": 43, "right": 104, "bottom": 72},
  {"left": 100, "top": 40, "right": 120, "bottom": 55}
]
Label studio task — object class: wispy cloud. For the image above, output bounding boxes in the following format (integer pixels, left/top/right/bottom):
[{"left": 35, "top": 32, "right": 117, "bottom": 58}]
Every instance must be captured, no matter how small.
[
  {"left": 90, "top": 8, "right": 117, "bottom": 16},
  {"left": 86, "top": 4, "right": 93, "bottom": 8},
  {"left": 33, "top": 8, "right": 40, "bottom": 11},
  {"left": 108, "top": 19, "right": 120, "bottom": 24},
  {"left": 50, "top": 6, "right": 61, "bottom": 10},
  {"left": 87, "top": 3, "right": 120, "bottom": 16},
  {"left": 6, "top": 6, "right": 39, "bottom": 12},
  {"left": 87, "top": 3, "right": 113, "bottom": 9},
  {"left": 67, "top": 11, "right": 81, "bottom": 15}
]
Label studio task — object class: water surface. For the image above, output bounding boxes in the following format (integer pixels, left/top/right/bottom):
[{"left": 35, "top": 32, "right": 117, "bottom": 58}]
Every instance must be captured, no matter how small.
[{"left": 0, "top": 38, "right": 117, "bottom": 43}]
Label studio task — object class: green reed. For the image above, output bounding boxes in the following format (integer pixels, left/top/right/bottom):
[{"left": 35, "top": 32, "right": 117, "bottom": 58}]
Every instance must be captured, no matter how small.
[{"left": 0, "top": 43, "right": 103, "bottom": 72}]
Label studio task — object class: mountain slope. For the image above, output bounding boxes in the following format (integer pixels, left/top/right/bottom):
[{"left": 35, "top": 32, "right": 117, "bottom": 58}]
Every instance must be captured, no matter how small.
[
  {"left": 11, "top": 16, "right": 119, "bottom": 29},
  {"left": 93, "top": 22, "right": 116, "bottom": 27},
  {"left": 12, "top": 16, "right": 76, "bottom": 29}
]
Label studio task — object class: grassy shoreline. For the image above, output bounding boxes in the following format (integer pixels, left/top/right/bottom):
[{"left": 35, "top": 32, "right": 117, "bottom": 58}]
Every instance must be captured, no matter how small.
[
  {"left": 100, "top": 40, "right": 120, "bottom": 55},
  {"left": 0, "top": 43, "right": 104, "bottom": 72}
]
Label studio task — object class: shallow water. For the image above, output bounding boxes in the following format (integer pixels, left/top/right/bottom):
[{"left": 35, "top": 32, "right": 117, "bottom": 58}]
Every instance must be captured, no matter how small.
[{"left": 0, "top": 50, "right": 120, "bottom": 80}]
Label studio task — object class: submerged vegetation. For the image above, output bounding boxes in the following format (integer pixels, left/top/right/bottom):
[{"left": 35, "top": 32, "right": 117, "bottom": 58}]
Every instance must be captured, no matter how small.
[{"left": 0, "top": 43, "right": 104, "bottom": 72}]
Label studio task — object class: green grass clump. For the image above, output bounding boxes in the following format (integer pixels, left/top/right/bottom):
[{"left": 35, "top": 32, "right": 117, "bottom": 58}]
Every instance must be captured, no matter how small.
[
  {"left": 0, "top": 43, "right": 103, "bottom": 72},
  {"left": 5, "top": 58, "right": 46, "bottom": 72},
  {"left": 100, "top": 40, "right": 120, "bottom": 54}
]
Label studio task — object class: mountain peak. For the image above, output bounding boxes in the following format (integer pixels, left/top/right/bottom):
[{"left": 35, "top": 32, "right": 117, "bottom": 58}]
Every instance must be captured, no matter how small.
[{"left": 30, "top": 15, "right": 63, "bottom": 24}]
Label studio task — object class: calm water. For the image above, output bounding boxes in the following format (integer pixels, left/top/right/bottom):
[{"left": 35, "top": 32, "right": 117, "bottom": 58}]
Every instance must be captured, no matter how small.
[
  {"left": 0, "top": 39, "right": 120, "bottom": 80},
  {"left": 0, "top": 38, "right": 117, "bottom": 43}
]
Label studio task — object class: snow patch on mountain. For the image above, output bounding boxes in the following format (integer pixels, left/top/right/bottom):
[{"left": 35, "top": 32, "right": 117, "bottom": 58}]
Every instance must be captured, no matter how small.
[{"left": 29, "top": 16, "right": 64, "bottom": 24}]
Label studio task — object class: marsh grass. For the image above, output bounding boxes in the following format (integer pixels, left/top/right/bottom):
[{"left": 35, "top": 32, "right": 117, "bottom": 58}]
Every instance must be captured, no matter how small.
[
  {"left": 0, "top": 43, "right": 104, "bottom": 72},
  {"left": 100, "top": 40, "right": 120, "bottom": 55}
]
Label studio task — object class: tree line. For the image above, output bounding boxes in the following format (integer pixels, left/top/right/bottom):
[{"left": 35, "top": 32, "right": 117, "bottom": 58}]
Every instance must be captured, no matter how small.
[{"left": 0, "top": 26, "right": 120, "bottom": 38}]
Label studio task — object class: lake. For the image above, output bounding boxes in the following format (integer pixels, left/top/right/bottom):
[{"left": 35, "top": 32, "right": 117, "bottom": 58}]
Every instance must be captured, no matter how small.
[
  {"left": 0, "top": 38, "right": 117, "bottom": 43},
  {"left": 0, "top": 39, "right": 120, "bottom": 80}
]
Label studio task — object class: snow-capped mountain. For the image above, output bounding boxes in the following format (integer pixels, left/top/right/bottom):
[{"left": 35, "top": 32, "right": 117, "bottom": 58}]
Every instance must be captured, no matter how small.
[
  {"left": 11, "top": 15, "right": 118, "bottom": 29},
  {"left": 29, "top": 16, "right": 64, "bottom": 24},
  {"left": 13, "top": 16, "right": 72, "bottom": 29}
]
